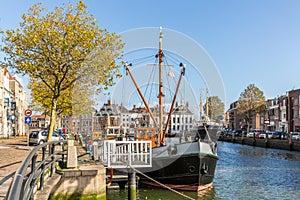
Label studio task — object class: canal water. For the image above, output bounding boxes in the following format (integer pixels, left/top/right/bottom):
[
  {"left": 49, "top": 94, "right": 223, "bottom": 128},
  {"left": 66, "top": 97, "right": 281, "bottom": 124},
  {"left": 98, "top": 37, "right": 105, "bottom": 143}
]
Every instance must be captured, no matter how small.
[{"left": 107, "top": 141, "right": 300, "bottom": 200}]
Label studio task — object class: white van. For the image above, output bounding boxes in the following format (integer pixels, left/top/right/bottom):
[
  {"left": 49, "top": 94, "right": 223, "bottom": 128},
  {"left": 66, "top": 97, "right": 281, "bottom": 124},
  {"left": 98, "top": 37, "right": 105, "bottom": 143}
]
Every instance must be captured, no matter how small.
[{"left": 28, "top": 130, "right": 63, "bottom": 146}]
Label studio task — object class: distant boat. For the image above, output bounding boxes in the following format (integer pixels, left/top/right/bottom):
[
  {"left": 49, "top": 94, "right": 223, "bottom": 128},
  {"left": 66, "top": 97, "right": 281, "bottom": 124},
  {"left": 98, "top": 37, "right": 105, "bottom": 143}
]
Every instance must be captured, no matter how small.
[{"left": 122, "top": 27, "right": 219, "bottom": 191}]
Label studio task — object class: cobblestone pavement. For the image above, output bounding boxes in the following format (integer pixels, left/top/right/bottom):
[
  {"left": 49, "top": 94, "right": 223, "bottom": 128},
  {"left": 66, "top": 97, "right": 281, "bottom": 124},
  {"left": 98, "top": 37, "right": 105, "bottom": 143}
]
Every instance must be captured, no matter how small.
[{"left": 0, "top": 137, "right": 33, "bottom": 199}]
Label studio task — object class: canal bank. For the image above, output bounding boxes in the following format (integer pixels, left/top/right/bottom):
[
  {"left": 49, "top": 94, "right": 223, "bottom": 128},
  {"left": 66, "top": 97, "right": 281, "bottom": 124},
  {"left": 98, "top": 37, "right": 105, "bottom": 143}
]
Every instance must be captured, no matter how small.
[{"left": 218, "top": 136, "right": 300, "bottom": 151}]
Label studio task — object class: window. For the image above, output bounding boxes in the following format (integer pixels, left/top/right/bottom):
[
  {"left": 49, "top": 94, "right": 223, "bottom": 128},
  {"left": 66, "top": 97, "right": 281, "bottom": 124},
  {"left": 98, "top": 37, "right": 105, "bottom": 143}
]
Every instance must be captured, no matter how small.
[
  {"left": 294, "top": 98, "right": 298, "bottom": 106},
  {"left": 295, "top": 109, "right": 299, "bottom": 119}
]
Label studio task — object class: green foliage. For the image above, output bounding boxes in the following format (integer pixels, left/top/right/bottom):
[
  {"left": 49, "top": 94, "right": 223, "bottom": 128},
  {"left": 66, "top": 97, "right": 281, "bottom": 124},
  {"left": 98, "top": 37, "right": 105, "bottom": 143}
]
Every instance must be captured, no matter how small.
[
  {"left": 204, "top": 96, "right": 224, "bottom": 121},
  {"left": 1, "top": 1, "right": 124, "bottom": 140},
  {"left": 236, "top": 84, "right": 266, "bottom": 129}
]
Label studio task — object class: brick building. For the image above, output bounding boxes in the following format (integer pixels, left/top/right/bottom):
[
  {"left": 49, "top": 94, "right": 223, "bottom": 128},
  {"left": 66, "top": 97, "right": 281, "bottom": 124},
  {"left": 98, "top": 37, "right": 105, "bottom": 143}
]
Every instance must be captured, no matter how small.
[{"left": 227, "top": 88, "right": 300, "bottom": 133}]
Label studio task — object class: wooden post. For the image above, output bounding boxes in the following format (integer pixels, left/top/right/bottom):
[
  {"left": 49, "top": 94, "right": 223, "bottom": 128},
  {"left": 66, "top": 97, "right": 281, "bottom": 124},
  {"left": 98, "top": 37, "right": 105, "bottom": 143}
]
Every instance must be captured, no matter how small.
[{"left": 128, "top": 169, "right": 136, "bottom": 200}]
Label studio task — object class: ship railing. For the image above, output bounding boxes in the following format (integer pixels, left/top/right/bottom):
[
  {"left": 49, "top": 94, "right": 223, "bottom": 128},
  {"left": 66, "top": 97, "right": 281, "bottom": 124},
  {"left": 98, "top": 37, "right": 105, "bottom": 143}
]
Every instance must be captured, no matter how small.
[{"left": 100, "top": 140, "right": 152, "bottom": 168}]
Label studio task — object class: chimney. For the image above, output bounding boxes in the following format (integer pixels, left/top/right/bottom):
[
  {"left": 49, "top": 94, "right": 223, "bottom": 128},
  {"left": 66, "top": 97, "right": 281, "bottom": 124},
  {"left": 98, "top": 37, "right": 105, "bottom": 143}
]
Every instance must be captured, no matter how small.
[{"left": 108, "top": 99, "right": 112, "bottom": 106}]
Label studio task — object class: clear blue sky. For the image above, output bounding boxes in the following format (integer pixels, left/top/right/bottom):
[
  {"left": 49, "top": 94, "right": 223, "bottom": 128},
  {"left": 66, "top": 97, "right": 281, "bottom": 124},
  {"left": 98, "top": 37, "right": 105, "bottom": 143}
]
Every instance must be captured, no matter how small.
[{"left": 1, "top": 0, "right": 300, "bottom": 110}]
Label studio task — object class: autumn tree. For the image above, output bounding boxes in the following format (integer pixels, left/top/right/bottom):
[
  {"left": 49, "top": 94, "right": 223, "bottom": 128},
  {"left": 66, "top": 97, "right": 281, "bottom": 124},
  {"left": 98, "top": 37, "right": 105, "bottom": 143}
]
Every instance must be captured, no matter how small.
[
  {"left": 236, "top": 84, "right": 266, "bottom": 135},
  {"left": 29, "top": 79, "right": 94, "bottom": 116},
  {"left": 1, "top": 2, "right": 123, "bottom": 141},
  {"left": 203, "top": 96, "right": 224, "bottom": 122}
]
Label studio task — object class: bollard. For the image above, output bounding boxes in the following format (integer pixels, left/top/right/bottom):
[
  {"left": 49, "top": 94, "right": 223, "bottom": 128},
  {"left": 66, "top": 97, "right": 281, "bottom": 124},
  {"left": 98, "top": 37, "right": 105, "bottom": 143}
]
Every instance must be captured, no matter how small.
[{"left": 128, "top": 169, "right": 136, "bottom": 200}]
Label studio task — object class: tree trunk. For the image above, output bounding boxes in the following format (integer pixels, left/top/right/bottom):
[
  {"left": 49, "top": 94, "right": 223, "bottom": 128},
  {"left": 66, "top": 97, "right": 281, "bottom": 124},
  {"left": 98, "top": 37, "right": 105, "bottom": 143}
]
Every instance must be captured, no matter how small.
[
  {"left": 47, "top": 98, "right": 58, "bottom": 142},
  {"left": 247, "top": 121, "right": 250, "bottom": 134}
]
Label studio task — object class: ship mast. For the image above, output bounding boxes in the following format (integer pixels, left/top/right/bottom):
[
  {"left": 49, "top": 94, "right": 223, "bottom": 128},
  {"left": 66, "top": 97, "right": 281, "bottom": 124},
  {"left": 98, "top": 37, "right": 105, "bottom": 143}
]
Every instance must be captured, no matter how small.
[
  {"left": 205, "top": 85, "right": 209, "bottom": 123},
  {"left": 200, "top": 88, "right": 203, "bottom": 122},
  {"left": 157, "top": 27, "right": 164, "bottom": 145}
]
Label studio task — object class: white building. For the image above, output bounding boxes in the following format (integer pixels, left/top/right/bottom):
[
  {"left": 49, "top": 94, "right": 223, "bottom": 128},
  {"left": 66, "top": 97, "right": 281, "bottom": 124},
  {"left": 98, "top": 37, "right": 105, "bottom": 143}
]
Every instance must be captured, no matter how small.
[{"left": 0, "top": 68, "right": 28, "bottom": 138}]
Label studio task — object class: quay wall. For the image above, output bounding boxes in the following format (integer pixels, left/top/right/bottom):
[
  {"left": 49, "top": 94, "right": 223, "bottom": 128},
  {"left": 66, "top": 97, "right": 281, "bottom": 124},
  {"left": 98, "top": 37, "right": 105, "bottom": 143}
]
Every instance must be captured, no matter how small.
[
  {"left": 218, "top": 136, "right": 300, "bottom": 151},
  {"left": 49, "top": 165, "right": 106, "bottom": 199}
]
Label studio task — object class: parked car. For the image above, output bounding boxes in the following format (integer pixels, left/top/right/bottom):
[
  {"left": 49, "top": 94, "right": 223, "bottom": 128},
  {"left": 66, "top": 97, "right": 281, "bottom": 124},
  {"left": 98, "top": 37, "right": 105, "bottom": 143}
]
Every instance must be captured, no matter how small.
[
  {"left": 259, "top": 132, "right": 273, "bottom": 139},
  {"left": 247, "top": 130, "right": 263, "bottom": 138},
  {"left": 291, "top": 132, "right": 300, "bottom": 140},
  {"left": 233, "top": 130, "right": 245, "bottom": 137},
  {"left": 223, "top": 130, "right": 233, "bottom": 137},
  {"left": 247, "top": 132, "right": 254, "bottom": 138},
  {"left": 272, "top": 131, "right": 283, "bottom": 139},
  {"left": 28, "top": 130, "right": 64, "bottom": 146}
]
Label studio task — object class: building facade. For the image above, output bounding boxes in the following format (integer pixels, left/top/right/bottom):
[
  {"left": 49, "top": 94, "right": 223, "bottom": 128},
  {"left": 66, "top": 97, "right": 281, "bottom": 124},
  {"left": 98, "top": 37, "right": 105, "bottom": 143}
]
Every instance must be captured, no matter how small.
[
  {"left": 227, "top": 88, "right": 300, "bottom": 133},
  {"left": 0, "top": 68, "right": 28, "bottom": 138}
]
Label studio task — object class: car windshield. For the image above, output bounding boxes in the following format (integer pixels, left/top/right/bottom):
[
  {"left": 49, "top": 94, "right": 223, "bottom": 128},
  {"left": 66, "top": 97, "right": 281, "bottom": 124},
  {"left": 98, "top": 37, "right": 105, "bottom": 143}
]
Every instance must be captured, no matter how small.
[
  {"left": 29, "top": 131, "right": 39, "bottom": 138},
  {"left": 41, "top": 131, "right": 48, "bottom": 136},
  {"left": 52, "top": 132, "right": 59, "bottom": 137}
]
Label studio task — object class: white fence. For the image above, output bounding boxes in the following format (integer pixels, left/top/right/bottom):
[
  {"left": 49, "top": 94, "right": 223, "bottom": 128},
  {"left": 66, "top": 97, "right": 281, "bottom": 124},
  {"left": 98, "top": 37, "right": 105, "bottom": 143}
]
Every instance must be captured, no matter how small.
[{"left": 99, "top": 140, "right": 152, "bottom": 168}]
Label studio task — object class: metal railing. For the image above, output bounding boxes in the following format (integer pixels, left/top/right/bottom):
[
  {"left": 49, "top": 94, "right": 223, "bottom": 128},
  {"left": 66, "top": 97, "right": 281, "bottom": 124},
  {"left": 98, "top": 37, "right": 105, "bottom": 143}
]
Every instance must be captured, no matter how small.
[
  {"left": 100, "top": 140, "right": 152, "bottom": 168},
  {"left": 6, "top": 140, "right": 67, "bottom": 200}
]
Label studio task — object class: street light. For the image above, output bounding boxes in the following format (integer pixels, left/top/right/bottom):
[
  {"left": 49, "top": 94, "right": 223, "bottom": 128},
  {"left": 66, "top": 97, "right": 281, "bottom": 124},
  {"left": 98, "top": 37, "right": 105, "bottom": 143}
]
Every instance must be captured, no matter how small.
[{"left": 11, "top": 102, "right": 17, "bottom": 137}]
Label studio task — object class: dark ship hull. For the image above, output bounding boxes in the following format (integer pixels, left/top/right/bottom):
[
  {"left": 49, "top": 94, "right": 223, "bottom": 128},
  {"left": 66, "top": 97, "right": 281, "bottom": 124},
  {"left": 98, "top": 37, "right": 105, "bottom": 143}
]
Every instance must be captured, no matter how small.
[{"left": 139, "top": 135, "right": 219, "bottom": 191}]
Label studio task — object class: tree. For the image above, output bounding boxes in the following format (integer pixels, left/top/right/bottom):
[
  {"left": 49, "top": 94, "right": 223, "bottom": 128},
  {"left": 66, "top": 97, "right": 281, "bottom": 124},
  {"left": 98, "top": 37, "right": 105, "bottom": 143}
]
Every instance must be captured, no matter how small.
[
  {"left": 29, "top": 79, "right": 94, "bottom": 116},
  {"left": 203, "top": 96, "right": 224, "bottom": 121},
  {"left": 1, "top": 2, "right": 123, "bottom": 141},
  {"left": 236, "top": 84, "right": 266, "bottom": 135}
]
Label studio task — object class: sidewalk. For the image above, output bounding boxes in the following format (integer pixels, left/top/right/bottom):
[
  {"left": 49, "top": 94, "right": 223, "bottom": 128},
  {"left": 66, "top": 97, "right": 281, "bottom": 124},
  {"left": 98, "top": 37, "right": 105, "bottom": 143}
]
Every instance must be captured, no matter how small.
[
  {"left": 0, "top": 137, "right": 33, "bottom": 200},
  {"left": 0, "top": 137, "right": 32, "bottom": 175},
  {"left": 0, "top": 137, "right": 95, "bottom": 199}
]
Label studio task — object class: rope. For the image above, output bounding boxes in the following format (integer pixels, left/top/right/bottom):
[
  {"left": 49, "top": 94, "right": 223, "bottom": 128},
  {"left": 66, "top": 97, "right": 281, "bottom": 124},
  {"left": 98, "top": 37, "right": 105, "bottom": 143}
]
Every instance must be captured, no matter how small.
[
  {"left": 164, "top": 57, "right": 174, "bottom": 100},
  {"left": 126, "top": 54, "right": 156, "bottom": 64},
  {"left": 145, "top": 57, "right": 158, "bottom": 105},
  {"left": 131, "top": 167, "right": 195, "bottom": 200},
  {"left": 204, "top": 125, "right": 212, "bottom": 142}
]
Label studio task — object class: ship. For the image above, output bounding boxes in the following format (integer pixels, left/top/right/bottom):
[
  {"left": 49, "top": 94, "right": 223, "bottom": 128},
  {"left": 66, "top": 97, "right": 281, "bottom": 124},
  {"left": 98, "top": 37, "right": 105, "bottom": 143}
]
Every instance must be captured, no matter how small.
[{"left": 122, "top": 27, "right": 219, "bottom": 192}]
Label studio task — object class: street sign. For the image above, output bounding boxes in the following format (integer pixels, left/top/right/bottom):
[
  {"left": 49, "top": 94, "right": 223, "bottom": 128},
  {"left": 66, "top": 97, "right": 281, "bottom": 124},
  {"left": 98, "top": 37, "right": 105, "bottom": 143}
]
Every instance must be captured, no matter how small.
[
  {"left": 25, "top": 116, "right": 32, "bottom": 124},
  {"left": 24, "top": 109, "right": 32, "bottom": 116}
]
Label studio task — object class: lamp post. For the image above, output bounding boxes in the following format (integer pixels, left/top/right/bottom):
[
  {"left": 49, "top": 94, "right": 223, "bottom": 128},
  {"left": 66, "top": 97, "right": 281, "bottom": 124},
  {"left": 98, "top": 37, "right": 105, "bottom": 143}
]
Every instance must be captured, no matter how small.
[
  {"left": 264, "top": 106, "right": 270, "bottom": 146},
  {"left": 11, "top": 102, "right": 17, "bottom": 137}
]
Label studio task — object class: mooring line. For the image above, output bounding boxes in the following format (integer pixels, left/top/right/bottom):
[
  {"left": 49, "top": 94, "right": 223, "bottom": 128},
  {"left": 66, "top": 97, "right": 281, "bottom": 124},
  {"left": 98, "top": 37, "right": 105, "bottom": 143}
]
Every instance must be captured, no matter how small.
[{"left": 131, "top": 167, "right": 195, "bottom": 200}]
